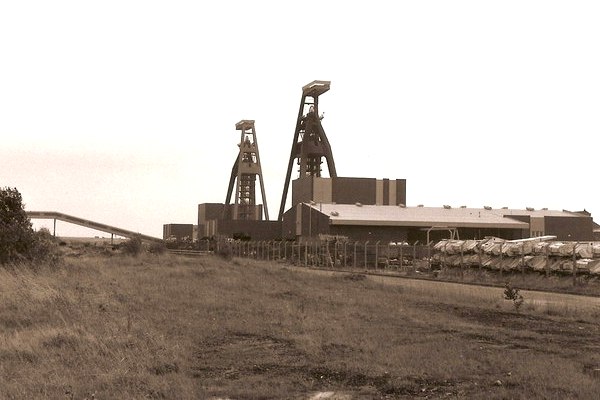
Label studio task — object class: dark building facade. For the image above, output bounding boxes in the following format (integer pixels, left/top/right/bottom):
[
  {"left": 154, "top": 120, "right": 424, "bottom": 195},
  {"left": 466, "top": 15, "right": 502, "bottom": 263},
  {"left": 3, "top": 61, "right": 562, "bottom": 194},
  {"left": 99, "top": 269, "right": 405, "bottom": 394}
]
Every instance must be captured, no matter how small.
[
  {"left": 292, "top": 177, "right": 406, "bottom": 207},
  {"left": 163, "top": 224, "right": 195, "bottom": 241},
  {"left": 198, "top": 203, "right": 280, "bottom": 240}
]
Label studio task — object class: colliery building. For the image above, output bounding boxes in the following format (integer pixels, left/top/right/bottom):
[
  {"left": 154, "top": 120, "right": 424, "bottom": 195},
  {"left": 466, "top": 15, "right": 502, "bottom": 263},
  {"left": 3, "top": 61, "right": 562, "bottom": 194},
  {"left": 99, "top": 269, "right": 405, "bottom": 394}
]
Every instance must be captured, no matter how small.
[
  {"left": 198, "top": 203, "right": 279, "bottom": 241},
  {"left": 163, "top": 223, "right": 197, "bottom": 242},
  {"left": 282, "top": 202, "right": 594, "bottom": 243},
  {"left": 292, "top": 177, "right": 406, "bottom": 208},
  {"left": 176, "top": 80, "right": 596, "bottom": 244}
]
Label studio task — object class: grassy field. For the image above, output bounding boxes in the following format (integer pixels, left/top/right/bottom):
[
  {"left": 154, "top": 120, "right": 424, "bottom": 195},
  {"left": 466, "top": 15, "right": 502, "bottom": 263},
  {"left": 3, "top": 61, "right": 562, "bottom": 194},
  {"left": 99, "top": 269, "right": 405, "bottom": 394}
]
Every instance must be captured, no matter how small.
[{"left": 2, "top": 250, "right": 600, "bottom": 399}]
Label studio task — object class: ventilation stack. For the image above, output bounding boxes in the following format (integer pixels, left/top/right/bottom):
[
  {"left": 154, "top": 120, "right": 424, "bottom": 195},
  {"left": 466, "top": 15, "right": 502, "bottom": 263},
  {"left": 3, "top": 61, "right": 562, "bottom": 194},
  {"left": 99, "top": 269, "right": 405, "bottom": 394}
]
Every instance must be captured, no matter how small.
[
  {"left": 224, "top": 120, "right": 269, "bottom": 220},
  {"left": 278, "top": 80, "right": 337, "bottom": 220}
]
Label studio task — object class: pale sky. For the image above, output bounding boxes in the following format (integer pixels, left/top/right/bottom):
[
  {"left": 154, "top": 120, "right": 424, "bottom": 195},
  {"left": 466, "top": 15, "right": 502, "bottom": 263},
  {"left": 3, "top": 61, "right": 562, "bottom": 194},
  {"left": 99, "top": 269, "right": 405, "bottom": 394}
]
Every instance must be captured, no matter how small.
[{"left": 1, "top": 1, "right": 599, "bottom": 238}]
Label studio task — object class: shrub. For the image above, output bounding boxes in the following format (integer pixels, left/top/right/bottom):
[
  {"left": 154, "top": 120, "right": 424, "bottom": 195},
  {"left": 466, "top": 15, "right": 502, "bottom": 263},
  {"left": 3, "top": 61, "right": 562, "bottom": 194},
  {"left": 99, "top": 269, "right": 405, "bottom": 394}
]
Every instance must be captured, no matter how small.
[
  {"left": 121, "top": 235, "right": 143, "bottom": 256},
  {"left": 149, "top": 241, "right": 167, "bottom": 255},
  {"left": 29, "top": 228, "right": 62, "bottom": 265},
  {"left": 0, "top": 187, "right": 60, "bottom": 265},
  {"left": 503, "top": 282, "right": 524, "bottom": 312},
  {"left": 216, "top": 243, "right": 232, "bottom": 260}
]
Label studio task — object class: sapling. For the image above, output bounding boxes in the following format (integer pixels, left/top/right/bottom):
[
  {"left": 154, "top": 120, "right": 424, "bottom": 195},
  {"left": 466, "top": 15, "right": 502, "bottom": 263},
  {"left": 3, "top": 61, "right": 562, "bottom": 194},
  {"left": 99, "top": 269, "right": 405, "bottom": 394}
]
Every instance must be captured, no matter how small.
[{"left": 503, "top": 282, "right": 524, "bottom": 312}]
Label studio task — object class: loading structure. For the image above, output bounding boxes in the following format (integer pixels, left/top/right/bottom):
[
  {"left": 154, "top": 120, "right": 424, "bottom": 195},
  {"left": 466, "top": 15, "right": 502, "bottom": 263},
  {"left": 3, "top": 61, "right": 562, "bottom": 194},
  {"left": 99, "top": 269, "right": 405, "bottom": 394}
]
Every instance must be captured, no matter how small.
[
  {"left": 224, "top": 120, "right": 269, "bottom": 221},
  {"left": 278, "top": 80, "right": 337, "bottom": 220}
]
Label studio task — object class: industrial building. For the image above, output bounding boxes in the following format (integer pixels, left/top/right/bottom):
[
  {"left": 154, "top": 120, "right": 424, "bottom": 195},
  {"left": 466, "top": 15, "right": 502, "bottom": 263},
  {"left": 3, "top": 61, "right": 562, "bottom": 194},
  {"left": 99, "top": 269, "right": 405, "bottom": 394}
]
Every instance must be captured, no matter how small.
[
  {"left": 282, "top": 202, "right": 594, "bottom": 243},
  {"left": 163, "top": 223, "right": 197, "bottom": 242},
  {"left": 171, "top": 79, "right": 596, "bottom": 244},
  {"left": 292, "top": 176, "right": 406, "bottom": 208},
  {"left": 197, "top": 203, "right": 279, "bottom": 241}
]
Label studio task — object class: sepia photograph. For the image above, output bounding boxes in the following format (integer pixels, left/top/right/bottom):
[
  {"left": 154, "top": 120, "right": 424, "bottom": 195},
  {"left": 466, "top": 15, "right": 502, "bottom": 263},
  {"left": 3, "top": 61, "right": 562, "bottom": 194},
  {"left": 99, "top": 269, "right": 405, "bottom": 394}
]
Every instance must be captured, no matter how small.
[{"left": 1, "top": 1, "right": 600, "bottom": 399}]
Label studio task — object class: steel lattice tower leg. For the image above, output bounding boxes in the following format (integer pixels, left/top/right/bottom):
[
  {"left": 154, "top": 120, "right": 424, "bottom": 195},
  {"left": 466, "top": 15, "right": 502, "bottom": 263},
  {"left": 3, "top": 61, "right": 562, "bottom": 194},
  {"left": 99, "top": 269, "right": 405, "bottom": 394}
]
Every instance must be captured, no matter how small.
[
  {"left": 224, "top": 120, "right": 270, "bottom": 220},
  {"left": 278, "top": 80, "right": 337, "bottom": 220}
]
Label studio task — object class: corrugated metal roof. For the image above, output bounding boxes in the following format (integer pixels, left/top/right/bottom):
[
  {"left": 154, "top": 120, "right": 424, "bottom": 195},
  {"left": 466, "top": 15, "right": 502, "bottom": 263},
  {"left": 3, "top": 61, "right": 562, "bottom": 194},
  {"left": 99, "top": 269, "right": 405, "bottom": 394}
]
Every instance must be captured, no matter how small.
[{"left": 306, "top": 204, "right": 578, "bottom": 229}]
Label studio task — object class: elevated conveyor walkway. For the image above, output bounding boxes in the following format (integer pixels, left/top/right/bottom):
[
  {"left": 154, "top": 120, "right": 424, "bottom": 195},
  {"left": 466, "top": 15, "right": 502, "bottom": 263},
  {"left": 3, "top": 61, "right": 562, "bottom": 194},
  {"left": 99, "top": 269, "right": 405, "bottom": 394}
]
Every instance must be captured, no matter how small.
[{"left": 27, "top": 211, "right": 163, "bottom": 243}]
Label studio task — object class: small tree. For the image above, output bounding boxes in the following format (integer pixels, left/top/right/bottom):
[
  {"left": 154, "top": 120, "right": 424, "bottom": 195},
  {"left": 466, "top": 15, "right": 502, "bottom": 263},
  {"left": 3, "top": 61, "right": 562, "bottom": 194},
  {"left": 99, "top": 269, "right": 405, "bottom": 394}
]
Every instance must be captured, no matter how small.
[
  {"left": 0, "top": 187, "right": 35, "bottom": 264},
  {"left": 503, "top": 282, "right": 524, "bottom": 312}
]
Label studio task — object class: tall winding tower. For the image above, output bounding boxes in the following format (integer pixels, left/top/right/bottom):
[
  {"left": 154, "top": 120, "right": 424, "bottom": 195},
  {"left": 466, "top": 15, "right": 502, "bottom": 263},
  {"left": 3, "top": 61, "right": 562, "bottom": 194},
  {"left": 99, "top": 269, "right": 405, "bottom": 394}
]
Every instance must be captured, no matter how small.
[
  {"left": 278, "top": 80, "right": 337, "bottom": 220},
  {"left": 224, "top": 120, "right": 269, "bottom": 220}
]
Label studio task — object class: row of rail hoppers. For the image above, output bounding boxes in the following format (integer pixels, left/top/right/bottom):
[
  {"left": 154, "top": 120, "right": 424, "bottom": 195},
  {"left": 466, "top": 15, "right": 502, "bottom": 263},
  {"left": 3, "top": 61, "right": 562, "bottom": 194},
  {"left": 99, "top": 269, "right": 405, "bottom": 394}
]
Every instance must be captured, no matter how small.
[{"left": 432, "top": 236, "right": 600, "bottom": 275}]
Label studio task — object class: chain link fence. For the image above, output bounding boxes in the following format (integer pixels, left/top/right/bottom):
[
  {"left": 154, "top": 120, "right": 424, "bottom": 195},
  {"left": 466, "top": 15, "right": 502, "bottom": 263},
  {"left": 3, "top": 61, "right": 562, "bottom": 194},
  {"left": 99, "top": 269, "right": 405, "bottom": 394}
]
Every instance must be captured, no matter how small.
[
  {"left": 220, "top": 239, "right": 432, "bottom": 273},
  {"left": 212, "top": 237, "right": 600, "bottom": 280}
]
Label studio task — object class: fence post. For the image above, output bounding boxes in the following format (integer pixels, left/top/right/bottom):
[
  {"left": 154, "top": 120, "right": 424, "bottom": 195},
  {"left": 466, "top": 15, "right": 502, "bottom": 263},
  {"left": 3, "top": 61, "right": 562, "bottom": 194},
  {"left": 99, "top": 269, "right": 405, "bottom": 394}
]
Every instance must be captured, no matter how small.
[
  {"left": 364, "top": 241, "right": 369, "bottom": 269},
  {"left": 427, "top": 242, "right": 431, "bottom": 270},
  {"left": 344, "top": 242, "right": 347, "bottom": 269},
  {"left": 333, "top": 241, "right": 338, "bottom": 268},
  {"left": 499, "top": 242, "right": 504, "bottom": 276},
  {"left": 400, "top": 244, "right": 404, "bottom": 270},
  {"left": 521, "top": 242, "right": 525, "bottom": 275},
  {"left": 545, "top": 243, "right": 550, "bottom": 277},
  {"left": 477, "top": 242, "right": 482, "bottom": 271},
  {"left": 413, "top": 244, "right": 417, "bottom": 272},
  {"left": 573, "top": 241, "right": 578, "bottom": 286},
  {"left": 442, "top": 242, "right": 446, "bottom": 270},
  {"left": 304, "top": 241, "right": 308, "bottom": 266},
  {"left": 460, "top": 241, "right": 464, "bottom": 280},
  {"left": 353, "top": 241, "right": 358, "bottom": 269}
]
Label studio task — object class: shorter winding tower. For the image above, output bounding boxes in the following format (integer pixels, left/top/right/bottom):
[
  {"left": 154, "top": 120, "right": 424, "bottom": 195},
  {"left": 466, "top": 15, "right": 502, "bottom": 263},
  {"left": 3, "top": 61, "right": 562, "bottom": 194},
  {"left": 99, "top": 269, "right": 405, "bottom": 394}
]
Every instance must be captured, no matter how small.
[
  {"left": 224, "top": 120, "right": 269, "bottom": 220},
  {"left": 278, "top": 80, "right": 337, "bottom": 220}
]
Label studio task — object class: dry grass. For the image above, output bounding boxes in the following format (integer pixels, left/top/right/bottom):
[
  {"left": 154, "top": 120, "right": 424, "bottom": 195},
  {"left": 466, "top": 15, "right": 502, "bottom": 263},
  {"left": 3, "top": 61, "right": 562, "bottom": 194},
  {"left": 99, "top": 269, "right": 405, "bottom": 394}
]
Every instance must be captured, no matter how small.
[
  {"left": 429, "top": 266, "right": 600, "bottom": 297},
  {"left": 1, "top": 252, "right": 600, "bottom": 399}
]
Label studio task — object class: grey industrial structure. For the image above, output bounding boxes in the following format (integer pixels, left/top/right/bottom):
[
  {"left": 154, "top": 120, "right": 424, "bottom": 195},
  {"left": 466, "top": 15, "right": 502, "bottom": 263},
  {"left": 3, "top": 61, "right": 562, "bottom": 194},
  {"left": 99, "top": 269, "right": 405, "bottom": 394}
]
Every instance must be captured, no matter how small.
[{"left": 168, "top": 80, "right": 595, "bottom": 244}]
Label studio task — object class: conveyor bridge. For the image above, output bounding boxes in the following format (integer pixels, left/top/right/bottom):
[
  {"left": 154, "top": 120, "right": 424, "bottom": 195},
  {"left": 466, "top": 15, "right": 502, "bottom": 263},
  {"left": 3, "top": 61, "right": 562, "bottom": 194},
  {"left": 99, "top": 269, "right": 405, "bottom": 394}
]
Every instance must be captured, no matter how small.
[{"left": 27, "top": 211, "right": 163, "bottom": 243}]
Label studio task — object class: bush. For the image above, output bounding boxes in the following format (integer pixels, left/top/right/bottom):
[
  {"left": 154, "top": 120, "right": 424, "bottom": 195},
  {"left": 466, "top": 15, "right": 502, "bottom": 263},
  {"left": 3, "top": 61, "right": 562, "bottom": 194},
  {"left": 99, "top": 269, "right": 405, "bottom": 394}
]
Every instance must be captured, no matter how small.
[
  {"left": 0, "top": 187, "right": 34, "bottom": 263},
  {"left": 216, "top": 243, "right": 232, "bottom": 260},
  {"left": 29, "top": 228, "right": 62, "bottom": 265},
  {"left": 0, "top": 187, "right": 60, "bottom": 265},
  {"left": 503, "top": 282, "right": 524, "bottom": 312},
  {"left": 149, "top": 241, "right": 167, "bottom": 255},
  {"left": 121, "top": 235, "right": 143, "bottom": 256}
]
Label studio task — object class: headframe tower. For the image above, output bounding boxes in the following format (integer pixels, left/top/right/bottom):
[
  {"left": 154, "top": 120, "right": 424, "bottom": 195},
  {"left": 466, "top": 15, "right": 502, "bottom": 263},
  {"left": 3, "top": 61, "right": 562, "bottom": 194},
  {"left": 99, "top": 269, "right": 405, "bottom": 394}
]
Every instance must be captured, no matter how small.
[
  {"left": 278, "top": 80, "right": 337, "bottom": 220},
  {"left": 225, "top": 120, "right": 269, "bottom": 220}
]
